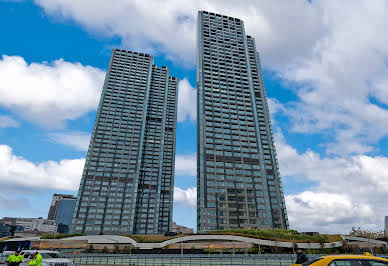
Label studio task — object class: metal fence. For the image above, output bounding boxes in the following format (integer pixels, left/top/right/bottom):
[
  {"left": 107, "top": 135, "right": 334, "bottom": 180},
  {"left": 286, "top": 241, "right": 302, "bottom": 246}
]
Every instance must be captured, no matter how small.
[
  {"left": 68, "top": 254, "right": 314, "bottom": 266},
  {"left": 1, "top": 253, "right": 387, "bottom": 266}
]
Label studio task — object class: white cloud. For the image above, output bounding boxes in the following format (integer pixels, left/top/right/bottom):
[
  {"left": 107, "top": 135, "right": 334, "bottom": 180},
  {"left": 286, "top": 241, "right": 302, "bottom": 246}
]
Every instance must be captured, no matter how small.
[
  {"left": 275, "top": 132, "right": 388, "bottom": 233},
  {"left": 34, "top": 0, "right": 197, "bottom": 66},
  {"left": 177, "top": 78, "right": 196, "bottom": 122},
  {"left": 281, "top": 0, "right": 388, "bottom": 154},
  {"left": 0, "top": 115, "right": 19, "bottom": 128},
  {"left": 286, "top": 191, "right": 374, "bottom": 233},
  {"left": 174, "top": 186, "right": 196, "bottom": 207},
  {"left": 0, "top": 144, "right": 199, "bottom": 212},
  {"left": 0, "top": 54, "right": 198, "bottom": 128},
  {"left": 34, "top": 0, "right": 322, "bottom": 68},
  {"left": 10, "top": 0, "right": 388, "bottom": 232},
  {"left": 0, "top": 144, "right": 84, "bottom": 191},
  {"left": 32, "top": 0, "right": 388, "bottom": 154},
  {"left": 49, "top": 131, "right": 91, "bottom": 151},
  {"left": 175, "top": 153, "right": 196, "bottom": 176},
  {"left": 0, "top": 55, "right": 105, "bottom": 128}
]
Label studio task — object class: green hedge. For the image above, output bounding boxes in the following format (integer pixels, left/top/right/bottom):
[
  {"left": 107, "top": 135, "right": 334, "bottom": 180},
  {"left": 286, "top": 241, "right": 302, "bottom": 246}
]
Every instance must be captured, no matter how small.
[
  {"left": 127, "top": 235, "right": 181, "bottom": 243},
  {"left": 208, "top": 228, "right": 341, "bottom": 243},
  {"left": 40, "top": 233, "right": 86, "bottom": 239}
]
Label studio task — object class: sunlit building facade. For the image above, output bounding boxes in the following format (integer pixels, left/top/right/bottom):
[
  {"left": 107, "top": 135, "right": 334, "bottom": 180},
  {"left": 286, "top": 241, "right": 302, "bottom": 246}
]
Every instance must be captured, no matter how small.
[
  {"left": 197, "top": 11, "right": 289, "bottom": 231},
  {"left": 71, "top": 49, "right": 178, "bottom": 235}
]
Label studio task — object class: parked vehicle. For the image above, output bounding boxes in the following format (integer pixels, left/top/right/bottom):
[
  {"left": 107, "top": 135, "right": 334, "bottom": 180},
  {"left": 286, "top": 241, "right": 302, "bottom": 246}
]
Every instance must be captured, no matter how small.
[
  {"left": 19, "top": 250, "right": 73, "bottom": 266},
  {"left": 290, "top": 254, "right": 388, "bottom": 266}
]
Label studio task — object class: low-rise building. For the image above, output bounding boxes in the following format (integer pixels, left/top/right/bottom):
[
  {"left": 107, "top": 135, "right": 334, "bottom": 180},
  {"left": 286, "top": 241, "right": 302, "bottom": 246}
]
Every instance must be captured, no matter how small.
[
  {"left": 172, "top": 222, "right": 194, "bottom": 234},
  {"left": 13, "top": 230, "right": 45, "bottom": 238},
  {"left": 0, "top": 221, "right": 24, "bottom": 237},
  {"left": 1, "top": 217, "right": 57, "bottom": 233},
  {"left": 0, "top": 221, "right": 12, "bottom": 237}
]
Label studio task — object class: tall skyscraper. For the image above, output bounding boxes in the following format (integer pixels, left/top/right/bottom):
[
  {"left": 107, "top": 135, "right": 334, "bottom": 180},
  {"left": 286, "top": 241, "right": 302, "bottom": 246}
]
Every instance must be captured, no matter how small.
[
  {"left": 71, "top": 49, "right": 178, "bottom": 235},
  {"left": 197, "top": 11, "right": 288, "bottom": 231},
  {"left": 48, "top": 194, "right": 76, "bottom": 220}
]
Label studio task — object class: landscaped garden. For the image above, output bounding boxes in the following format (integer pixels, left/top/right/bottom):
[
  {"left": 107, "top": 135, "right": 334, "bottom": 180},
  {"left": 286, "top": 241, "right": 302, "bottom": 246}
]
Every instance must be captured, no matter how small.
[
  {"left": 126, "top": 234, "right": 187, "bottom": 243},
  {"left": 208, "top": 228, "right": 342, "bottom": 243}
]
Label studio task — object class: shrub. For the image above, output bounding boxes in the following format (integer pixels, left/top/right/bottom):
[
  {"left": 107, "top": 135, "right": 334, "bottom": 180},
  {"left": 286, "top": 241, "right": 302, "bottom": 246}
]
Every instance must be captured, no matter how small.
[
  {"left": 101, "top": 246, "right": 109, "bottom": 254},
  {"left": 123, "top": 246, "right": 132, "bottom": 254},
  {"left": 86, "top": 244, "right": 95, "bottom": 253},
  {"left": 208, "top": 228, "right": 341, "bottom": 243},
  {"left": 127, "top": 234, "right": 181, "bottom": 243},
  {"left": 113, "top": 245, "right": 120, "bottom": 254},
  {"left": 41, "top": 233, "right": 86, "bottom": 239}
]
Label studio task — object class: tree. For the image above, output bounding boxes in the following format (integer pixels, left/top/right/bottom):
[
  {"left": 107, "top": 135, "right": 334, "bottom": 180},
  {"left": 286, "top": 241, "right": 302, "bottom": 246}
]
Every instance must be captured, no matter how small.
[
  {"left": 102, "top": 246, "right": 109, "bottom": 254},
  {"left": 86, "top": 244, "right": 94, "bottom": 253},
  {"left": 123, "top": 246, "right": 132, "bottom": 254},
  {"left": 113, "top": 245, "right": 120, "bottom": 254}
]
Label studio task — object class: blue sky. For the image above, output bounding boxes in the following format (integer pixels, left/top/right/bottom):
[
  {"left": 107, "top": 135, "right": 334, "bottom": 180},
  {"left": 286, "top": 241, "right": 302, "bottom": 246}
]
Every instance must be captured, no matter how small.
[{"left": 1, "top": 0, "right": 388, "bottom": 234}]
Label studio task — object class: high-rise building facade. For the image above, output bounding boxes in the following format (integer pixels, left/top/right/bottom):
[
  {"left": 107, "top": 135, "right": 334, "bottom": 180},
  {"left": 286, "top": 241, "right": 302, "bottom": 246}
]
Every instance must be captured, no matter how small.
[
  {"left": 48, "top": 194, "right": 76, "bottom": 220},
  {"left": 197, "top": 11, "right": 288, "bottom": 231},
  {"left": 385, "top": 216, "right": 388, "bottom": 233},
  {"left": 56, "top": 198, "right": 77, "bottom": 233},
  {"left": 71, "top": 49, "right": 178, "bottom": 235}
]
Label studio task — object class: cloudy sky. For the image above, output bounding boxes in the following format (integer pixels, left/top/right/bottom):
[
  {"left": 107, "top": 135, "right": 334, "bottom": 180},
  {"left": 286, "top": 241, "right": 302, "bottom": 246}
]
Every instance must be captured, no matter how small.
[{"left": 1, "top": 0, "right": 388, "bottom": 233}]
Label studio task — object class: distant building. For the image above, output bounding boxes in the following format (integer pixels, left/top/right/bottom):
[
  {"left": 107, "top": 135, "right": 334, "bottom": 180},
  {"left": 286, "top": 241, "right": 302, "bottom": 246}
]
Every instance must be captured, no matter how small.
[
  {"left": 48, "top": 194, "right": 76, "bottom": 220},
  {"left": 0, "top": 221, "right": 12, "bottom": 237},
  {"left": 55, "top": 197, "right": 77, "bottom": 233},
  {"left": 1, "top": 217, "right": 57, "bottom": 233},
  {"left": 0, "top": 221, "right": 24, "bottom": 237},
  {"left": 13, "top": 231, "right": 44, "bottom": 238},
  {"left": 172, "top": 222, "right": 194, "bottom": 234},
  {"left": 385, "top": 216, "right": 388, "bottom": 233}
]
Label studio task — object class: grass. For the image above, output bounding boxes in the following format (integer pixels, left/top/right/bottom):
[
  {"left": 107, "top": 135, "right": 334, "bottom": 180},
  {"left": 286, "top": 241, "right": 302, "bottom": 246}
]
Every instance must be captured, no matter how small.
[
  {"left": 41, "top": 230, "right": 341, "bottom": 244},
  {"left": 208, "top": 228, "right": 342, "bottom": 243},
  {"left": 126, "top": 230, "right": 342, "bottom": 244},
  {"left": 40, "top": 233, "right": 86, "bottom": 239},
  {"left": 126, "top": 234, "right": 188, "bottom": 243}
]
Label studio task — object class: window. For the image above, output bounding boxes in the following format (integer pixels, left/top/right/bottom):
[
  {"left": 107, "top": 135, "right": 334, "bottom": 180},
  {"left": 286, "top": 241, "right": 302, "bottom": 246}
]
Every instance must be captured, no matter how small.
[
  {"left": 330, "top": 260, "right": 364, "bottom": 266},
  {"left": 363, "top": 261, "right": 388, "bottom": 266},
  {"left": 301, "top": 258, "right": 324, "bottom": 266}
]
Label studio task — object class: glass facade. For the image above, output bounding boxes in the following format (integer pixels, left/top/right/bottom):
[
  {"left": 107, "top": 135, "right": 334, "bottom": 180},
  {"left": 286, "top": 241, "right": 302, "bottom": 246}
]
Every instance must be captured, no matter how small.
[
  {"left": 48, "top": 194, "right": 76, "bottom": 220},
  {"left": 0, "top": 222, "right": 12, "bottom": 237},
  {"left": 56, "top": 198, "right": 76, "bottom": 233},
  {"left": 197, "top": 11, "right": 289, "bottom": 231},
  {"left": 71, "top": 49, "right": 178, "bottom": 235}
]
